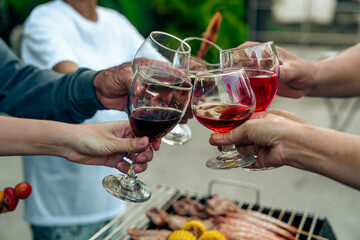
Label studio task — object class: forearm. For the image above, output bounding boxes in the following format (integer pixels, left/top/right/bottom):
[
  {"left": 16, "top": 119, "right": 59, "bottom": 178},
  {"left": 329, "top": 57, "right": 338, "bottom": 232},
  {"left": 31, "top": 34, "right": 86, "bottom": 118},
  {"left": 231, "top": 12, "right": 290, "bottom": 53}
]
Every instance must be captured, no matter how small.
[
  {"left": 0, "top": 39, "right": 103, "bottom": 123},
  {"left": 308, "top": 43, "right": 360, "bottom": 97},
  {"left": 0, "top": 116, "right": 71, "bottom": 157},
  {"left": 284, "top": 124, "right": 360, "bottom": 189}
]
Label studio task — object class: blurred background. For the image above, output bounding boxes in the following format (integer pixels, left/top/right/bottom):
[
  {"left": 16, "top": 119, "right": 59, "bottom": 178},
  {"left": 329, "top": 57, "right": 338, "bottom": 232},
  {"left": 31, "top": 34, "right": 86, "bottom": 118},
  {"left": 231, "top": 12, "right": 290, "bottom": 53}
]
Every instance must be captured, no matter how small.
[{"left": 1, "top": 0, "right": 360, "bottom": 239}]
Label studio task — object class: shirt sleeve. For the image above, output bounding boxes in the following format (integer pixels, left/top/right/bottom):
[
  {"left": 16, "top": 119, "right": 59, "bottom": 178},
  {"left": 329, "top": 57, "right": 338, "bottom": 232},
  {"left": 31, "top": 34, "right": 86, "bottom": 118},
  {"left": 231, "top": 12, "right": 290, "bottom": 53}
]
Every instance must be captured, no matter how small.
[{"left": 0, "top": 39, "right": 103, "bottom": 123}]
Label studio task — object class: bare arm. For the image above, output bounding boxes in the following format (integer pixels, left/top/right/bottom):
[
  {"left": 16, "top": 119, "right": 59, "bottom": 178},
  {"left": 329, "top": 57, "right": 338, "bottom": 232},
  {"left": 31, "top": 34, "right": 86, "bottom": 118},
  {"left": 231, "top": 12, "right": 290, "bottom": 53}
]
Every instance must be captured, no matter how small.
[
  {"left": 209, "top": 111, "right": 360, "bottom": 190},
  {"left": 309, "top": 43, "right": 360, "bottom": 97},
  {"left": 0, "top": 115, "right": 160, "bottom": 173},
  {"left": 277, "top": 43, "right": 360, "bottom": 98},
  {"left": 53, "top": 61, "right": 79, "bottom": 74}
]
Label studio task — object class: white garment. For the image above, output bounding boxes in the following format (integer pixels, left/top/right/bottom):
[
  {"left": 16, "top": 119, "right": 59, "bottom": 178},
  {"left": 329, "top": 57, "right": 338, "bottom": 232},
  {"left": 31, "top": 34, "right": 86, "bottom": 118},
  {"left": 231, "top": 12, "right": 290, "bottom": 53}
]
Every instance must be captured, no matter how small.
[
  {"left": 271, "top": 0, "right": 337, "bottom": 25},
  {"left": 21, "top": 0, "right": 144, "bottom": 226}
]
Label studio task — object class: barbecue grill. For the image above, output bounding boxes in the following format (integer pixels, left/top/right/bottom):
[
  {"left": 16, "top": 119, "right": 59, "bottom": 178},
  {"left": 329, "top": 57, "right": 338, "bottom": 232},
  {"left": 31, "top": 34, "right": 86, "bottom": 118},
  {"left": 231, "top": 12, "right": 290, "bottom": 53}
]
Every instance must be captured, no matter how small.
[{"left": 90, "top": 180, "right": 337, "bottom": 240}]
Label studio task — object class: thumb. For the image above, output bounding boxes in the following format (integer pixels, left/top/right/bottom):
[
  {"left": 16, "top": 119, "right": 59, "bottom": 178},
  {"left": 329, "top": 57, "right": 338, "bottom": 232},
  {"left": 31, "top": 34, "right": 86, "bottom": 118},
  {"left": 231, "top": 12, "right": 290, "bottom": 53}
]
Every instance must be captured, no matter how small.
[
  {"left": 210, "top": 124, "right": 250, "bottom": 146},
  {"left": 114, "top": 137, "right": 150, "bottom": 153},
  {"left": 209, "top": 131, "right": 234, "bottom": 146}
]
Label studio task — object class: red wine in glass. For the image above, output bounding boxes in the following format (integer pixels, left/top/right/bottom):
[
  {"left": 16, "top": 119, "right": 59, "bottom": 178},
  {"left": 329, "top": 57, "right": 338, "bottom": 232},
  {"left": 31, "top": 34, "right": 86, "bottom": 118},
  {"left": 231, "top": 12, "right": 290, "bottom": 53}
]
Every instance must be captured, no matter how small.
[
  {"left": 191, "top": 67, "right": 256, "bottom": 170},
  {"left": 246, "top": 68, "right": 279, "bottom": 112},
  {"left": 129, "top": 107, "right": 182, "bottom": 143},
  {"left": 194, "top": 103, "right": 252, "bottom": 133},
  {"left": 102, "top": 65, "right": 192, "bottom": 203}
]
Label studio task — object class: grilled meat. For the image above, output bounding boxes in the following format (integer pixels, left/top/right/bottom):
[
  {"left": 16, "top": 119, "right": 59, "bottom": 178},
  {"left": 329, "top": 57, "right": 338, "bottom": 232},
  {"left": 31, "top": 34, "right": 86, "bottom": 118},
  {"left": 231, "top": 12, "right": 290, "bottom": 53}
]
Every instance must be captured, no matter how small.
[
  {"left": 146, "top": 208, "right": 169, "bottom": 226},
  {"left": 205, "top": 195, "right": 239, "bottom": 216},
  {"left": 126, "top": 228, "right": 171, "bottom": 240},
  {"left": 172, "top": 197, "right": 207, "bottom": 218}
]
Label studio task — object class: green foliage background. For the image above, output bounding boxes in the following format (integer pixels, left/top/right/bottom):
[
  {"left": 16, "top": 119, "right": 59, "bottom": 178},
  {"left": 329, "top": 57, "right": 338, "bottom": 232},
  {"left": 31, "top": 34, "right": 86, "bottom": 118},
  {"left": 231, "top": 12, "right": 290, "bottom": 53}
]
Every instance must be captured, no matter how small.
[
  {"left": 1, "top": 0, "right": 248, "bottom": 50},
  {"left": 99, "top": 0, "right": 249, "bottom": 50}
]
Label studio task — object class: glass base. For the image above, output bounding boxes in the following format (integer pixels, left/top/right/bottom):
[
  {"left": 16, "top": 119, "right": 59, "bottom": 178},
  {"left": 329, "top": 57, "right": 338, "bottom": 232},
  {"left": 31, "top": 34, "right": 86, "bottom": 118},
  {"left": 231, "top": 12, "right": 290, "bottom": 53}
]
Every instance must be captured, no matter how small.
[
  {"left": 206, "top": 154, "right": 256, "bottom": 170},
  {"left": 162, "top": 124, "right": 192, "bottom": 146},
  {"left": 102, "top": 174, "right": 151, "bottom": 203},
  {"left": 242, "top": 166, "right": 276, "bottom": 171},
  {"left": 241, "top": 155, "right": 276, "bottom": 171}
]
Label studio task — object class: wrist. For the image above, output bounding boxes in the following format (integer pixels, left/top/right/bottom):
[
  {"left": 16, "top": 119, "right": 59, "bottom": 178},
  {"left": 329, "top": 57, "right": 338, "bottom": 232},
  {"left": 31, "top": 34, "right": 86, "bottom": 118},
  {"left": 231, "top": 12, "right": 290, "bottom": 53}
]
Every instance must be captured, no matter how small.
[
  {"left": 306, "top": 61, "right": 324, "bottom": 96},
  {"left": 281, "top": 123, "right": 321, "bottom": 169}
]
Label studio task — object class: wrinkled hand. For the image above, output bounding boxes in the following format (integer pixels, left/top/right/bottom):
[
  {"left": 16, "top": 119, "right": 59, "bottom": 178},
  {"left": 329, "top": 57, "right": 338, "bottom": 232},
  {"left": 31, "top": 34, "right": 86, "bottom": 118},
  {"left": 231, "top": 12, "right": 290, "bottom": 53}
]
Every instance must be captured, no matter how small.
[
  {"left": 63, "top": 121, "right": 160, "bottom": 174},
  {"left": 209, "top": 110, "right": 308, "bottom": 169},
  {"left": 275, "top": 46, "right": 317, "bottom": 98},
  {"left": 235, "top": 42, "right": 317, "bottom": 99},
  {"left": 93, "top": 59, "right": 191, "bottom": 112},
  {"left": 93, "top": 61, "right": 134, "bottom": 111}
]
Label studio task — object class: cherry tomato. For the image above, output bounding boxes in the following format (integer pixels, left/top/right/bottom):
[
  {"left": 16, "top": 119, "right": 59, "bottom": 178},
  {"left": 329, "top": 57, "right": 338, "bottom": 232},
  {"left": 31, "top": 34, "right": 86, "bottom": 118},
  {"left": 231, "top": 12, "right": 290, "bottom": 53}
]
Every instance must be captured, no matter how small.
[
  {"left": 4, "top": 188, "right": 18, "bottom": 211},
  {"left": 14, "top": 182, "right": 32, "bottom": 199}
]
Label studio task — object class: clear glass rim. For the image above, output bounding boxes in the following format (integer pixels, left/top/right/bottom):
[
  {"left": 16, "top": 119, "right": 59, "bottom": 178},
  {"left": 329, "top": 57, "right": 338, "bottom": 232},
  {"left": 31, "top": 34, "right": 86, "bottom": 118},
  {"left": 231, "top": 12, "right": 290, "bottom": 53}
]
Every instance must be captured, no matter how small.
[
  {"left": 220, "top": 40, "right": 274, "bottom": 53},
  {"left": 183, "top": 37, "right": 223, "bottom": 51},
  {"left": 184, "top": 37, "right": 223, "bottom": 67},
  {"left": 149, "top": 31, "right": 191, "bottom": 55},
  {"left": 195, "top": 67, "right": 247, "bottom": 78},
  {"left": 220, "top": 41, "right": 278, "bottom": 60},
  {"left": 137, "top": 65, "right": 193, "bottom": 90}
]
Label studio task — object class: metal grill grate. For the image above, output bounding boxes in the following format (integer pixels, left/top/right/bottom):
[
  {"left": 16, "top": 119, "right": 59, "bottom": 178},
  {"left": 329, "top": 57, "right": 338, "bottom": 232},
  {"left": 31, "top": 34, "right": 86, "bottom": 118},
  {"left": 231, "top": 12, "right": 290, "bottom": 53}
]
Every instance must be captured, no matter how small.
[{"left": 90, "top": 184, "right": 336, "bottom": 240}]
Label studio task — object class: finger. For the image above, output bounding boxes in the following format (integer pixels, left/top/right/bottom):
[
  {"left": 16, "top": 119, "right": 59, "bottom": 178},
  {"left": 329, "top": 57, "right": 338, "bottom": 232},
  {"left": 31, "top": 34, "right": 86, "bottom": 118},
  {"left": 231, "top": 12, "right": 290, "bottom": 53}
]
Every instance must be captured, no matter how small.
[
  {"left": 180, "top": 118, "right": 188, "bottom": 124},
  {"left": 209, "top": 133, "right": 226, "bottom": 146},
  {"left": 209, "top": 128, "right": 241, "bottom": 146},
  {"left": 236, "top": 144, "right": 256, "bottom": 156},
  {"left": 266, "top": 110, "right": 308, "bottom": 124},
  {"left": 116, "top": 160, "right": 131, "bottom": 173},
  {"left": 135, "top": 147, "right": 154, "bottom": 164},
  {"left": 251, "top": 111, "right": 269, "bottom": 119},
  {"left": 151, "top": 139, "right": 161, "bottom": 151},
  {"left": 117, "top": 137, "right": 150, "bottom": 153},
  {"left": 133, "top": 163, "right": 148, "bottom": 173}
]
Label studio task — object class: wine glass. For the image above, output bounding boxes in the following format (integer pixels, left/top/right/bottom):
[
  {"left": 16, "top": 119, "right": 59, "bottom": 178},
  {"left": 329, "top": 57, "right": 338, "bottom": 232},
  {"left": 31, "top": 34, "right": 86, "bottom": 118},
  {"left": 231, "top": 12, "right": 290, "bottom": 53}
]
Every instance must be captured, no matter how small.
[
  {"left": 102, "top": 66, "right": 193, "bottom": 202},
  {"left": 220, "top": 41, "right": 280, "bottom": 112},
  {"left": 220, "top": 41, "right": 280, "bottom": 170},
  {"left": 183, "top": 37, "right": 224, "bottom": 79},
  {"left": 192, "top": 67, "right": 256, "bottom": 169},
  {"left": 132, "top": 31, "right": 192, "bottom": 146}
]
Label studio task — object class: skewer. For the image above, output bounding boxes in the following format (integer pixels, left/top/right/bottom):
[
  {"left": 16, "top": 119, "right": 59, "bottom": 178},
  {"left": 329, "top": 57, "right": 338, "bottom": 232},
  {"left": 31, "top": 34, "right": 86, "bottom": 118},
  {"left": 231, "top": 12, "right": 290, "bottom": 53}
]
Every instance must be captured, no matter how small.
[{"left": 297, "top": 230, "right": 329, "bottom": 240}]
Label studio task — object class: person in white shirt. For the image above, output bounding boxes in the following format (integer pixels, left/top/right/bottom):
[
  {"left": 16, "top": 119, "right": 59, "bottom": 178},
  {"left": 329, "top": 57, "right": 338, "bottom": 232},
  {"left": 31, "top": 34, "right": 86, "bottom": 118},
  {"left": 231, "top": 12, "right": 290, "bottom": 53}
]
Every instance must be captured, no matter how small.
[{"left": 21, "top": 0, "right": 145, "bottom": 238}]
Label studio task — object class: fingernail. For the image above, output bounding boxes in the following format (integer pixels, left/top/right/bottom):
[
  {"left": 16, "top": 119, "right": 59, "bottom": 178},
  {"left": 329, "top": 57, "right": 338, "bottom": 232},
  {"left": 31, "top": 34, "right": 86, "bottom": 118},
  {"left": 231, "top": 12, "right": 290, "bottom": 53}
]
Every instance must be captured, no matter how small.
[
  {"left": 138, "top": 137, "right": 146, "bottom": 146},
  {"left": 211, "top": 133, "right": 224, "bottom": 141},
  {"left": 138, "top": 155, "right": 146, "bottom": 162},
  {"left": 137, "top": 165, "right": 144, "bottom": 172}
]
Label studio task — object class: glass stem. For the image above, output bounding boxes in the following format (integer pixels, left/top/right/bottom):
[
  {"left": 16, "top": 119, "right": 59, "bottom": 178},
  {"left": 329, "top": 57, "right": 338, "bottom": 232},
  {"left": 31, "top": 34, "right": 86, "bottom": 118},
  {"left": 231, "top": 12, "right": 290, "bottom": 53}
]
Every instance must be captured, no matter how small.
[
  {"left": 218, "top": 144, "right": 240, "bottom": 161},
  {"left": 222, "top": 144, "right": 238, "bottom": 154},
  {"left": 126, "top": 163, "right": 137, "bottom": 179}
]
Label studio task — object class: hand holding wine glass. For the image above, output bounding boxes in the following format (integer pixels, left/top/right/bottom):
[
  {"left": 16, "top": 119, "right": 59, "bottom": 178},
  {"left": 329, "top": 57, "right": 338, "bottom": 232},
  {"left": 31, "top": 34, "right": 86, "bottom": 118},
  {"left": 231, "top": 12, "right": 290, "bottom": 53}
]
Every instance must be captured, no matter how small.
[
  {"left": 220, "top": 41, "right": 280, "bottom": 112},
  {"left": 220, "top": 41, "right": 280, "bottom": 171},
  {"left": 132, "top": 31, "right": 193, "bottom": 146},
  {"left": 191, "top": 67, "right": 256, "bottom": 169},
  {"left": 102, "top": 66, "right": 192, "bottom": 202}
]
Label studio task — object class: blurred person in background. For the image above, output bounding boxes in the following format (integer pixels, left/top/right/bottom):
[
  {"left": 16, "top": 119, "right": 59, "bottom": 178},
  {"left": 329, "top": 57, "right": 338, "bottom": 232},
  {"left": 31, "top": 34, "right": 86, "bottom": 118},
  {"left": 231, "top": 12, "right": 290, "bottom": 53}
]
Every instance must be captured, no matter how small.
[
  {"left": 209, "top": 43, "right": 360, "bottom": 190},
  {"left": 0, "top": 37, "right": 157, "bottom": 172},
  {"left": 21, "top": 0, "right": 146, "bottom": 238}
]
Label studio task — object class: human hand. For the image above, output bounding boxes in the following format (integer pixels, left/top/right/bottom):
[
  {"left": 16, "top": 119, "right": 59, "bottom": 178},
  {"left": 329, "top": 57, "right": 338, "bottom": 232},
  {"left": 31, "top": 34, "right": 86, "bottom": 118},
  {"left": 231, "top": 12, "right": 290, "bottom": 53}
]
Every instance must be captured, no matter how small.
[
  {"left": 93, "top": 59, "right": 190, "bottom": 111},
  {"left": 275, "top": 46, "right": 317, "bottom": 98},
  {"left": 233, "top": 42, "right": 317, "bottom": 99},
  {"left": 209, "top": 110, "right": 308, "bottom": 169},
  {"left": 61, "top": 121, "right": 160, "bottom": 174},
  {"left": 93, "top": 61, "right": 134, "bottom": 111}
]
